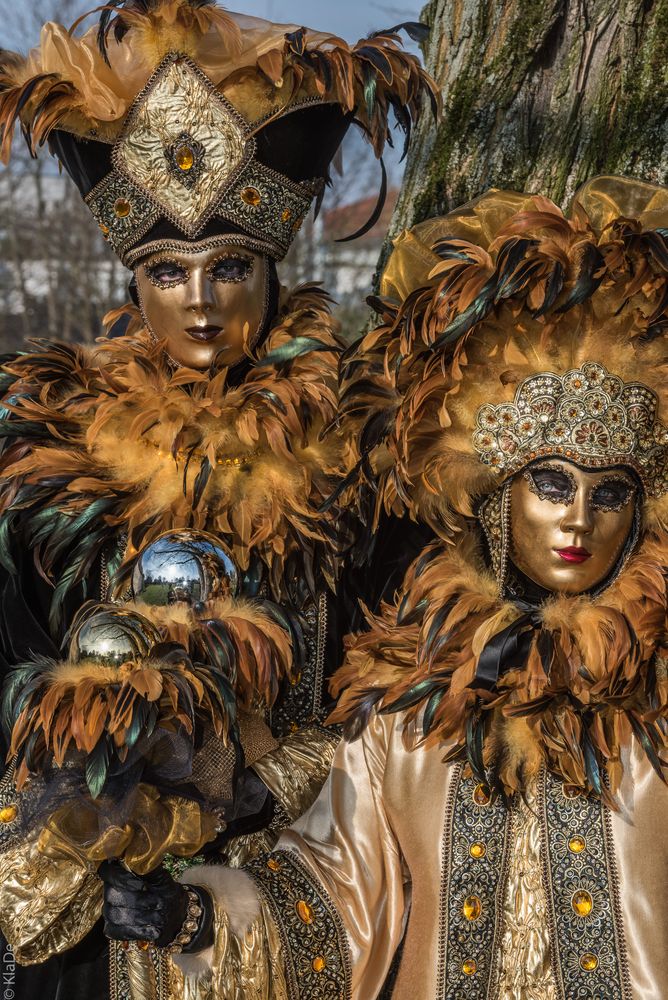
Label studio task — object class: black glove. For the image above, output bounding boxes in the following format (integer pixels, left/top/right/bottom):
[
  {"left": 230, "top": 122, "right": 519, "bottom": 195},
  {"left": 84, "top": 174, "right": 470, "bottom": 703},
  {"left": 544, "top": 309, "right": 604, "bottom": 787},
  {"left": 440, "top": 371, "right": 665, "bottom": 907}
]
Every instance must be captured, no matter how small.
[{"left": 100, "top": 861, "right": 207, "bottom": 949}]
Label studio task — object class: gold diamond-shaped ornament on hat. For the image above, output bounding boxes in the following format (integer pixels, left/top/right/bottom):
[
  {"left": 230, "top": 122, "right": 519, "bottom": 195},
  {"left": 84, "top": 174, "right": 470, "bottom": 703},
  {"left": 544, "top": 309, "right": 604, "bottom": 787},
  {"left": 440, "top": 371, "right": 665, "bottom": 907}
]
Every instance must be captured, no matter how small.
[{"left": 113, "top": 54, "right": 251, "bottom": 234}]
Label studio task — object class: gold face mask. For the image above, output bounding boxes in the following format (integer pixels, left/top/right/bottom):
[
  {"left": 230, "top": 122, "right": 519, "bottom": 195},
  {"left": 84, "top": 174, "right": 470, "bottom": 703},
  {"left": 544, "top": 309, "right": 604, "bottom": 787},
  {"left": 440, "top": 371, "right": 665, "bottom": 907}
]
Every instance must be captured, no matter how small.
[
  {"left": 135, "top": 244, "right": 269, "bottom": 370},
  {"left": 509, "top": 459, "right": 638, "bottom": 594}
]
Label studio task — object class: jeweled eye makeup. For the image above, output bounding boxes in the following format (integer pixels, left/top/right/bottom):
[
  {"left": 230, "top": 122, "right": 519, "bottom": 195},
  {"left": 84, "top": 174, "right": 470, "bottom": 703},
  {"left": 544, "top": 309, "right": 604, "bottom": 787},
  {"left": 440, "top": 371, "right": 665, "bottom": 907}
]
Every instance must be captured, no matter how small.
[
  {"left": 523, "top": 463, "right": 577, "bottom": 505},
  {"left": 206, "top": 253, "right": 254, "bottom": 283},
  {"left": 589, "top": 475, "right": 637, "bottom": 512},
  {"left": 144, "top": 258, "right": 190, "bottom": 288},
  {"left": 523, "top": 463, "right": 637, "bottom": 512}
]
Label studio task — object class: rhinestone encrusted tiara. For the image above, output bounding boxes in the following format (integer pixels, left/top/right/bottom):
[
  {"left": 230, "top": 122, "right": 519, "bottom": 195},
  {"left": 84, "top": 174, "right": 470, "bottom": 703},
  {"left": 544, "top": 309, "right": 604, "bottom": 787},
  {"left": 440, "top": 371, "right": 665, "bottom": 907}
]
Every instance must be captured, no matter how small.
[{"left": 472, "top": 362, "right": 668, "bottom": 496}]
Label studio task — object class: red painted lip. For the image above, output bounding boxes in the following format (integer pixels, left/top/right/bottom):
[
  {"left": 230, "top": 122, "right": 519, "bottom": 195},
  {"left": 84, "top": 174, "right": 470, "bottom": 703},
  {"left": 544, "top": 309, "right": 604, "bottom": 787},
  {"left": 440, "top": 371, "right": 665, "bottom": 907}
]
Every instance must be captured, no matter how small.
[
  {"left": 555, "top": 546, "right": 592, "bottom": 563},
  {"left": 186, "top": 326, "right": 223, "bottom": 342}
]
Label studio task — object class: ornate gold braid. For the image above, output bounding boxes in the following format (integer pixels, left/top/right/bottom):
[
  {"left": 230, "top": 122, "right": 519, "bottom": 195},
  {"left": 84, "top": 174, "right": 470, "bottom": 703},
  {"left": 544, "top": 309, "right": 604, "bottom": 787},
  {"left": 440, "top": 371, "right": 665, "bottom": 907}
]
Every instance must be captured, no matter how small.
[{"left": 246, "top": 850, "right": 352, "bottom": 1000}]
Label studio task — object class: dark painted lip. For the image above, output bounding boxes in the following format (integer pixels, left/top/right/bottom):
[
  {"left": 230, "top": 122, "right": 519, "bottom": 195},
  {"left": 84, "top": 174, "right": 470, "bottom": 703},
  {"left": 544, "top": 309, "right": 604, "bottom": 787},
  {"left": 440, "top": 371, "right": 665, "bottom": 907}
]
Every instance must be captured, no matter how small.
[
  {"left": 185, "top": 326, "right": 223, "bottom": 342},
  {"left": 555, "top": 546, "right": 592, "bottom": 563}
]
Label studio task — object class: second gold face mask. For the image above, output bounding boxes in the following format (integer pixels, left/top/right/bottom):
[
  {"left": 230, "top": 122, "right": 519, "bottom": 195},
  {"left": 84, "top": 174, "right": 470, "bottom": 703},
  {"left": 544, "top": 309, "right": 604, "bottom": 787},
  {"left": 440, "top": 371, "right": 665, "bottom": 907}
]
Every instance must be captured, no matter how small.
[
  {"left": 509, "top": 459, "right": 638, "bottom": 595},
  {"left": 135, "top": 243, "right": 269, "bottom": 370}
]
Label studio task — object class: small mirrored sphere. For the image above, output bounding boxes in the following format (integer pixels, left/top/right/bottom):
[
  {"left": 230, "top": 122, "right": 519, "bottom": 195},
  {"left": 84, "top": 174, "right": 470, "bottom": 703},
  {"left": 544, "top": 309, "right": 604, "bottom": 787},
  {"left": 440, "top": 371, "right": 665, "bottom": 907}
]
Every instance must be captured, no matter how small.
[
  {"left": 131, "top": 530, "right": 240, "bottom": 608},
  {"left": 70, "top": 604, "right": 161, "bottom": 666}
]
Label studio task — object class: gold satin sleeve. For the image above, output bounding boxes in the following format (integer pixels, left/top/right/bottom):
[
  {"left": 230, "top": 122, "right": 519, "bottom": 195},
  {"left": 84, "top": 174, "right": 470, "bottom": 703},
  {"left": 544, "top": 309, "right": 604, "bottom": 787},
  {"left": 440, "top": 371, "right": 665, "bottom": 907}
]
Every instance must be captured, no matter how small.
[
  {"left": 258, "top": 712, "right": 407, "bottom": 998},
  {"left": 0, "top": 833, "right": 102, "bottom": 964},
  {"left": 253, "top": 724, "right": 340, "bottom": 820},
  {"left": 225, "top": 724, "right": 340, "bottom": 868}
]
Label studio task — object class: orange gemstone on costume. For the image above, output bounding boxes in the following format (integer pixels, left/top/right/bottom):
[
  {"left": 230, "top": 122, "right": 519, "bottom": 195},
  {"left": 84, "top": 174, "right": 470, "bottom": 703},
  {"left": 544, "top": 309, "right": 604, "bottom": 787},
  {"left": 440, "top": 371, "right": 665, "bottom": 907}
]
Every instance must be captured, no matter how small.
[
  {"left": 114, "top": 198, "right": 132, "bottom": 219},
  {"left": 473, "top": 783, "right": 491, "bottom": 806},
  {"left": 580, "top": 953, "right": 598, "bottom": 972},
  {"left": 241, "top": 186, "right": 261, "bottom": 206},
  {"left": 469, "top": 842, "right": 486, "bottom": 859},
  {"left": 462, "top": 959, "right": 477, "bottom": 976},
  {"left": 312, "top": 956, "right": 326, "bottom": 973},
  {"left": 463, "top": 895, "right": 482, "bottom": 921},
  {"left": 572, "top": 890, "right": 593, "bottom": 917},
  {"left": 175, "top": 145, "right": 195, "bottom": 171},
  {"left": 568, "top": 835, "right": 586, "bottom": 854},
  {"left": 267, "top": 858, "right": 281, "bottom": 872},
  {"left": 0, "top": 805, "right": 17, "bottom": 824},
  {"left": 281, "top": 208, "right": 292, "bottom": 222},
  {"left": 296, "top": 900, "right": 315, "bottom": 925}
]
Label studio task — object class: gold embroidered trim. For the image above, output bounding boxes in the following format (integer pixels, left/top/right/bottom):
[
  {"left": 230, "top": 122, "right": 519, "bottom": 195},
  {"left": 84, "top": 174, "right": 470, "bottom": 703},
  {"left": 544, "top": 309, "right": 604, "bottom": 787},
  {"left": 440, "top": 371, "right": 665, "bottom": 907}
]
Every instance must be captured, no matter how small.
[
  {"left": 247, "top": 850, "right": 352, "bottom": 1000},
  {"left": 437, "top": 765, "right": 513, "bottom": 997},
  {"left": 538, "top": 769, "right": 629, "bottom": 1000}
]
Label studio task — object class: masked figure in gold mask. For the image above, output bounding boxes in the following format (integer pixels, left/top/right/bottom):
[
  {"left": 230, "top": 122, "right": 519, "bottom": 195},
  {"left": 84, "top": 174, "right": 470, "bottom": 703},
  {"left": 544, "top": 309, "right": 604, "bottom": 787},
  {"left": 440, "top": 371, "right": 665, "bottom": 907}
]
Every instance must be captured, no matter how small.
[
  {"left": 84, "top": 177, "right": 667, "bottom": 999},
  {"left": 0, "top": 4, "right": 436, "bottom": 999}
]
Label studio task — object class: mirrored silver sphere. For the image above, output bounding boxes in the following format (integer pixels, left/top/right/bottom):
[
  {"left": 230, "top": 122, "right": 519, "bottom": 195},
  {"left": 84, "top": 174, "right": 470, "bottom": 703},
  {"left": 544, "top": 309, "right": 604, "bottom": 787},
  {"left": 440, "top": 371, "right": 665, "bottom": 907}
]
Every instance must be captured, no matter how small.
[
  {"left": 131, "top": 530, "right": 240, "bottom": 608},
  {"left": 70, "top": 604, "right": 162, "bottom": 666}
]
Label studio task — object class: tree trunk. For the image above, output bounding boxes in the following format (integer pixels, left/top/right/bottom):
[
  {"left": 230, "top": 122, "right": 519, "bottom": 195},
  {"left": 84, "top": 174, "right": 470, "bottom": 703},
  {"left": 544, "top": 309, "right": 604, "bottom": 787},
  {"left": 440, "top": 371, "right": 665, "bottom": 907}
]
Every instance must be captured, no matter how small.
[{"left": 383, "top": 0, "right": 668, "bottom": 276}]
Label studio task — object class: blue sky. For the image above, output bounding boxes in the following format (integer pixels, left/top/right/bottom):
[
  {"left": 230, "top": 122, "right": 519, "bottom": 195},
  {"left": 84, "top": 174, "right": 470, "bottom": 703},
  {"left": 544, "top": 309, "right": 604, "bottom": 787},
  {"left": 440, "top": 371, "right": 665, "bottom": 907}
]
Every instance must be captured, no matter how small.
[
  {"left": 226, "top": 1, "right": 420, "bottom": 43},
  {"left": 0, "top": 1, "right": 422, "bottom": 50}
]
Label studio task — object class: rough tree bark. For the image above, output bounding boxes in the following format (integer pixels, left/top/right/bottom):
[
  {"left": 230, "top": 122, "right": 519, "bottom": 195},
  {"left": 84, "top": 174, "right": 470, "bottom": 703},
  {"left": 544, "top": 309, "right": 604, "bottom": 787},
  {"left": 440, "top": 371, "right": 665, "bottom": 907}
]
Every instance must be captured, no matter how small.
[{"left": 384, "top": 0, "right": 668, "bottom": 274}]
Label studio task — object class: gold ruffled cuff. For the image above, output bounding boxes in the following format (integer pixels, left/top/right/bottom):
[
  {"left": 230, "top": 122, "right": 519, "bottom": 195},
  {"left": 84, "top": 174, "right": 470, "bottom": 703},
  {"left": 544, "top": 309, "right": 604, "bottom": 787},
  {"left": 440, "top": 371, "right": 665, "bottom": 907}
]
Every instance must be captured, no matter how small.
[
  {"left": 0, "top": 835, "right": 102, "bottom": 964},
  {"left": 38, "top": 785, "right": 220, "bottom": 876}
]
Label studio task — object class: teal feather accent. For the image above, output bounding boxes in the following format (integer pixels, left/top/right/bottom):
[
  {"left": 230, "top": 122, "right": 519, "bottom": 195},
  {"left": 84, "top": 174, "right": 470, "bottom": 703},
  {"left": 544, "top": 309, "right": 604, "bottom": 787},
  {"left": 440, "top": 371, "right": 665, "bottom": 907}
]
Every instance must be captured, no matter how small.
[
  {"left": 255, "top": 336, "right": 333, "bottom": 369},
  {"left": 1, "top": 660, "right": 47, "bottom": 737},
  {"left": 380, "top": 676, "right": 441, "bottom": 715},
  {"left": 85, "top": 736, "right": 111, "bottom": 799},
  {"left": 465, "top": 712, "right": 486, "bottom": 786},
  {"left": 422, "top": 688, "right": 445, "bottom": 737},
  {"left": 581, "top": 724, "right": 602, "bottom": 797}
]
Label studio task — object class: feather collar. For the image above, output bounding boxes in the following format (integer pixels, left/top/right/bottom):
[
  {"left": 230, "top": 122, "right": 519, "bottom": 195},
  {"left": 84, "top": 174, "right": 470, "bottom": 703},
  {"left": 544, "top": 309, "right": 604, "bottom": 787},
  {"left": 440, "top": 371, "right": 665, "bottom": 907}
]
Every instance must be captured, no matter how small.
[
  {"left": 0, "top": 286, "right": 347, "bottom": 629},
  {"left": 330, "top": 527, "right": 668, "bottom": 801}
]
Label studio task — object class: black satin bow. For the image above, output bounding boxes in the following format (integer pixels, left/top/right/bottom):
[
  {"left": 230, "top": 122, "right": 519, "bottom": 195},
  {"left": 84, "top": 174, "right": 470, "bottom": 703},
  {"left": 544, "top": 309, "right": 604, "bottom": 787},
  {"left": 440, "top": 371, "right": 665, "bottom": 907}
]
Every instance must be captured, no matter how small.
[{"left": 472, "top": 600, "right": 552, "bottom": 690}]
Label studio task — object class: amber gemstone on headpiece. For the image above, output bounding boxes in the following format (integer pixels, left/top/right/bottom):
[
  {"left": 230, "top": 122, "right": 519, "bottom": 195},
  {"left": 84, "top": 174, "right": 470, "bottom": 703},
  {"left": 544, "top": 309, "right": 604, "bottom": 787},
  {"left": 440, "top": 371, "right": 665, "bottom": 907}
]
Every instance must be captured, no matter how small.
[
  {"left": 473, "top": 783, "right": 491, "bottom": 806},
  {"left": 469, "top": 842, "right": 486, "bottom": 859},
  {"left": 0, "top": 805, "right": 17, "bottom": 824},
  {"left": 572, "top": 890, "right": 594, "bottom": 917},
  {"left": 462, "top": 959, "right": 477, "bottom": 976},
  {"left": 580, "top": 953, "right": 599, "bottom": 972},
  {"left": 462, "top": 895, "right": 482, "bottom": 921},
  {"left": 241, "top": 186, "right": 262, "bottom": 206},
  {"left": 175, "top": 144, "right": 195, "bottom": 171},
  {"left": 312, "top": 956, "right": 326, "bottom": 973},
  {"left": 114, "top": 197, "right": 132, "bottom": 219},
  {"left": 296, "top": 900, "right": 315, "bottom": 924},
  {"left": 568, "top": 835, "right": 586, "bottom": 854},
  {"left": 267, "top": 858, "right": 281, "bottom": 872}
]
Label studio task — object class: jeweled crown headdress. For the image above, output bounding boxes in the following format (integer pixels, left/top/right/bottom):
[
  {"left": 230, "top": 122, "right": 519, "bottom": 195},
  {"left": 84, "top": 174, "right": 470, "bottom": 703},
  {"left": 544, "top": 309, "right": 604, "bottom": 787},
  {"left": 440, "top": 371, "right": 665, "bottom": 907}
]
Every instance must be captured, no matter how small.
[
  {"left": 473, "top": 361, "right": 667, "bottom": 495},
  {"left": 0, "top": 1, "right": 437, "bottom": 264},
  {"left": 341, "top": 176, "right": 668, "bottom": 534}
]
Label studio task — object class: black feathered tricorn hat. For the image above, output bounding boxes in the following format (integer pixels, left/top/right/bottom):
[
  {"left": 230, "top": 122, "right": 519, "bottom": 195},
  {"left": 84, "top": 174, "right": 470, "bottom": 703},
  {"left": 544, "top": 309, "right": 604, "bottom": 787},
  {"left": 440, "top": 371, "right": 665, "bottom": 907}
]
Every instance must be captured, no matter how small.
[{"left": 0, "top": 1, "right": 438, "bottom": 266}]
